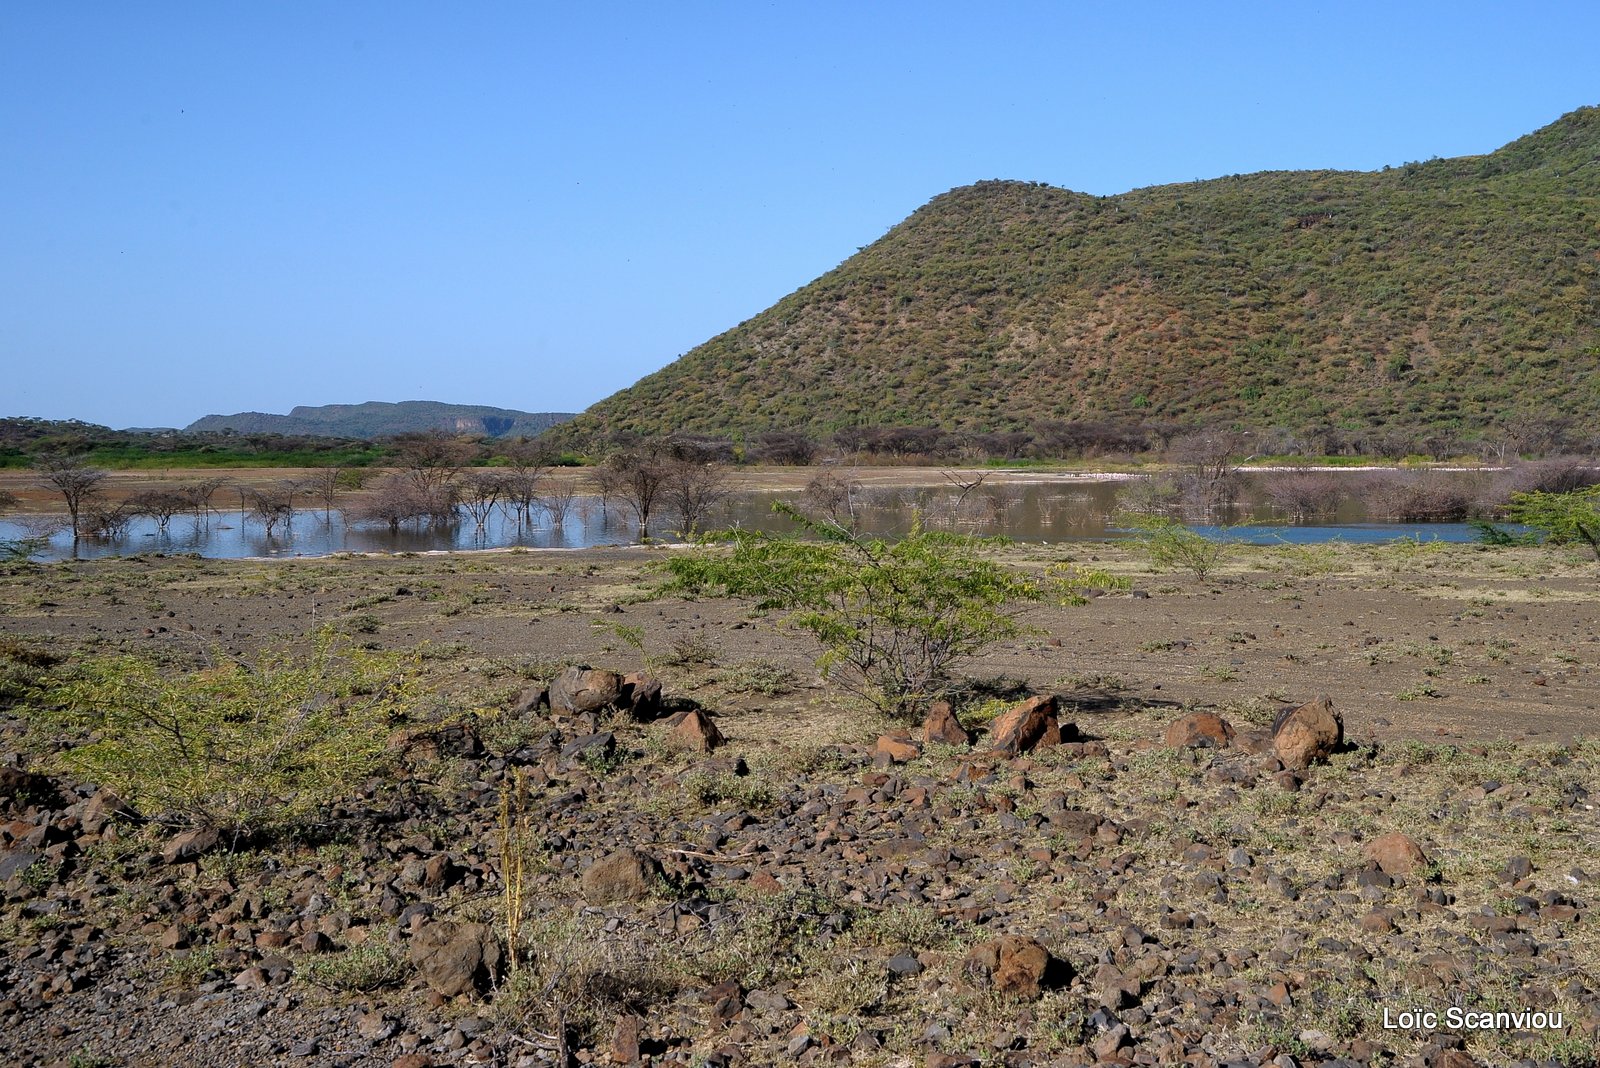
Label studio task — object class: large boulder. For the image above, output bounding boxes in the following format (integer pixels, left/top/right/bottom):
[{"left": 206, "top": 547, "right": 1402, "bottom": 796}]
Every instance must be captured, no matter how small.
[
  {"left": 1363, "top": 832, "right": 1428, "bottom": 876},
  {"left": 989, "top": 695, "right": 1068, "bottom": 757},
  {"left": 1272, "top": 695, "right": 1343, "bottom": 770},
  {"left": 923, "top": 700, "right": 970, "bottom": 746},
  {"left": 666, "top": 709, "right": 725, "bottom": 753},
  {"left": 1164, "top": 712, "right": 1236, "bottom": 749},
  {"left": 873, "top": 731, "right": 921, "bottom": 764},
  {"left": 408, "top": 920, "right": 504, "bottom": 998},
  {"left": 580, "top": 849, "right": 659, "bottom": 903},
  {"left": 548, "top": 666, "right": 625, "bottom": 714},
  {"left": 962, "top": 935, "right": 1070, "bottom": 999}
]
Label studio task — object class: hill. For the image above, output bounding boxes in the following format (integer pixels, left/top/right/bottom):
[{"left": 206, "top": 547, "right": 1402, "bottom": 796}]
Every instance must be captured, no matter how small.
[
  {"left": 187, "top": 401, "right": 574, "bottom": 440},
  {"left": 558, "top": 107, "right": 1600, "bottom": 451}
]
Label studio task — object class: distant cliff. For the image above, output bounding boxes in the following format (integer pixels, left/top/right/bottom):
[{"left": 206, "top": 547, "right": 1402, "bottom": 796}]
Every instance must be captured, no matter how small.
[{"left": 186, "top": 401, "right": 575, "bottom": 439}]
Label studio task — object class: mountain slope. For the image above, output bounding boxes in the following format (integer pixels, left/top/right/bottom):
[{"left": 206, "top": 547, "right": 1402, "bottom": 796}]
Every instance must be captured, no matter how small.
[
  {"left": 187, "top": 401, "right": 574, "bottom": 440},
  {"left": 560, "top": 106, "right": 1600, "bottom": 445}
]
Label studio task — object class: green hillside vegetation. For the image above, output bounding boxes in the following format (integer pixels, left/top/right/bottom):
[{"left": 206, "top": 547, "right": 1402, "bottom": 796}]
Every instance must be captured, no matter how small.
[
  {"left": 186, "top": 401, "right": 574, "bottom": 440},
  {"left": 0, "top": 418, "right": 387, "bottom": 470},
  {"left": 558, "top": 107, "right": 1600, "bottom": 454}
]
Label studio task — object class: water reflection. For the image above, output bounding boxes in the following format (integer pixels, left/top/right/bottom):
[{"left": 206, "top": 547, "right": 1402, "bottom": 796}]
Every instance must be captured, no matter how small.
[{"left": 2, "top": 476, "right": 1501, "bottom": 562}]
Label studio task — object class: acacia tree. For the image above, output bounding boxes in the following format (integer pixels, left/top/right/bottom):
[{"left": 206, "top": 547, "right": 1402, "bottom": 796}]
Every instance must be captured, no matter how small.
[
  {"left": 662, "top": 507, "right": 1066, "bottom": 718},
  {"left": 307, "top": 466, "right": 343, "bottom": 522},
  {"left": 184, "top": 477, "right": 231, "bottom": 529},
  {"left": 595, "top": 449, "right": 670, "bottom": 540},
  {"left": 664, "top": 459, "right": 731, "bottom": 537},
  {"left": 457, "top": 471, "right": 504, "bottom": 533},
  {"left": 499, "top": 440, "right": 548, "bottom": 529},
  {"left": 127, "top": 489, "right": 190, "bottom": 534},
  {"left": 37, "top": 458, "right": 108, "bottom": 538}
]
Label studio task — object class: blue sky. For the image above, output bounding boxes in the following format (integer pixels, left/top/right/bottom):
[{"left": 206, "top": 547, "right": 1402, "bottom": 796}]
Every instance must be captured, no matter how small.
[{"left": 3, "top": 2, "right": 1597, "bottom": 429}]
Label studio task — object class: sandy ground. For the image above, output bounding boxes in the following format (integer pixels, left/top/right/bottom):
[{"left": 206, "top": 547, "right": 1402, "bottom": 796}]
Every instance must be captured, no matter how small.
[{"left": 1, "top": 539, "right": 1594, "bottom": 747}]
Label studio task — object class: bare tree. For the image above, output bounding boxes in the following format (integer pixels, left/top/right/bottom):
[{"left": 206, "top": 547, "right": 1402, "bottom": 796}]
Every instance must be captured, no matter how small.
[
  {"left": 184, "top": 477, "right": 231, "bottom": 529},
  {"left": 664, "top": 459, "right": 731, "bottom": 537},
  {"left": 80, "top": 500, "right": 137, "bottom": 539},
  {"left": 800, "top": 470, "right": 861, "bottom": 530},
  {"left": 1168, "top": 430, "right": 1247, "bottom": 518},
  {"left": 539, "top": 475, "right": 581, "bottom": 529},
  {"left": 37, "top": 457, "right": 108, "bottom": 538},
  {"left": 500, "top": 440, "right": 548, "bottom": 529},
  {"left": 1263, "top": 471, "right": 1348, "bottom": 521},
  {"left": 242, "top": 485, "right": 296, "bottom": 536},
  {"left": 307, "top": 466, "right": 344, "bottom": 522},
  {"left": 594, "top": 449, "right": 670, "bottom": 540},
  {"left": 393, "top": 430, "right": 471, "bottom": 495},
  {"left": 457, "top": 471, "right": 504, "bottom": 533},
  {"left": 127, "top": 489, "right": 190, "bottom": 533}
]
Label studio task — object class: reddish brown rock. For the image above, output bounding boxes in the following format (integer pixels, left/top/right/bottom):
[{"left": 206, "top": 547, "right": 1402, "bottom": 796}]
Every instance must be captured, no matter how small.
[
  {"left": 1272, "top": 694, "right": 1343, "bottom": 770},
  {"left": 548, "top": 666, "right": 625, "bottom": 714},
  {"left": 610, "top": 1013, "right": 643, "bottom": 1064},
  {"left": 407, "top": 920, "right": 504, "bottom": 998},
  {"left": 923, "top": 700, "right": 970, "bottom": 746},
  {"left": 619, "top": 672, "right": 663, "bottom": 720},
  {"left": 1363, "top": 832, "right": 1428, "bottom": 876},
  {"left": 667, "top": 708, "right": 725, "bottom": 753},
  {"left": 391, "top": 1055, "right": 434, "bottom": 1068},
  {"left": 873, "top": 731, "right": 922, "bottom": 764},
  {"left": 580, "top": 850, "right": 659, "bottom": 903},
  {"left": 161, "top": 827, "right": 221, "bottom": 865},
  {"left": 1163, "top": 712, "right": 1236, "bottom": 749},
  {"left": 962, "top": 935, "right": 1068, "bottom": 999},
  {"left": 988, "top": 695, "right": 1066, "bottom": 757}
]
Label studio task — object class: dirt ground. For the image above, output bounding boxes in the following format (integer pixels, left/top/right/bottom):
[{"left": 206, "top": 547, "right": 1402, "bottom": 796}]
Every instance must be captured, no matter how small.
[
  {"left": 1, "top": 538, "right": 1598, "bottom": 1068},
  {"left": 0, "top": 538, "right": 1594, "bottom": 747}
]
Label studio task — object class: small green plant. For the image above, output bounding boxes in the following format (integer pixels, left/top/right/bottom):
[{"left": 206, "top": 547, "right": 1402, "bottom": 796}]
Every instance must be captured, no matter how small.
[
  {"left": 1395, "top": 682, "right": 1442, "bottom": 700},
  {"left": 38, "top": 629, "right": 414, "bottom": 838},
  {"left": 661, "top": 507, "right": 1044, "bottom": 718},
  {"left": 681, "top": 770, "right": 774, "bottom": 809},
  {"left": 1118, "top": 514, "right": 1228, "bottom": 579},
  {"left": 715, "top": 659, "right": 799, "bottom": 696},
  {"left": 302, "top": 942, "right": 407, "bottom": 992}
]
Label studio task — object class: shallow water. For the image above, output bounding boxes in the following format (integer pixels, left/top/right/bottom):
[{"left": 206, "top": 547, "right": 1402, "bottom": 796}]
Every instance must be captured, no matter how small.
[{"left": 1, "top": 476, "right": 1504, "bottom": 561}]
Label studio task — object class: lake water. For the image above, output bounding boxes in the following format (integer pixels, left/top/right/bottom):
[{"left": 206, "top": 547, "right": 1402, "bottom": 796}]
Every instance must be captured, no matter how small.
[{"left": 0, "top": 473, "right": 1506, "bottom": 562}]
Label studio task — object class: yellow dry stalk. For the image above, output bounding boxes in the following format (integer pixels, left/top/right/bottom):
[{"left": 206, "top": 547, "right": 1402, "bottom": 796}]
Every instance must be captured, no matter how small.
[{"left": 498, "top": 767, "right": 535, "bottom": 973}]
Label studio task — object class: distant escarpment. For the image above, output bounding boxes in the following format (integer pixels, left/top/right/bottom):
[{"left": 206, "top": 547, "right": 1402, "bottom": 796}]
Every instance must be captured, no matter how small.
[
  {"left": 187, "top": 401, "right": 574, "bottom": 440},
  {"left": 558, "top": 106, "right": 1600, "bottom": 450}
]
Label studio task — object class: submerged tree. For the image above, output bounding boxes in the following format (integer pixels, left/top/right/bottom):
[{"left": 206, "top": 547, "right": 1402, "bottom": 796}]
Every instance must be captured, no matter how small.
[{"left": 36, "top": 457, "right": 108, "bottom": 539}]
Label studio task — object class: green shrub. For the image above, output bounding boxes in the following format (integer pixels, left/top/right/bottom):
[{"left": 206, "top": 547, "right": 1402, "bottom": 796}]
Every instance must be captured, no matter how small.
[
  {"left": 39, "top": 630, "right": 414, "bottom": 837},
  {"left": 303, "top": 942, "right": 407, "bottom": 992},
  {"left": 661, "top": 506, "right": 1040, "bottom": 717},
  {"left": 1118, "top": 513, "right": 1229, "bottom": 579},
  {"left": 1504, "top": 487, "right": 1600, "bottom": 559}
]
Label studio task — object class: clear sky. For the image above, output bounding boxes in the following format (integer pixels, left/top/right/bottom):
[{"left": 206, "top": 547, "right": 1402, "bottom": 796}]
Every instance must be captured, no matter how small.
[{"left": 3, "top": 2, "right": 1597, "bottom": 429}]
